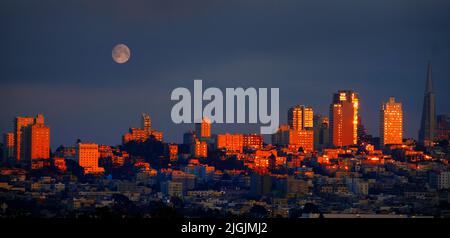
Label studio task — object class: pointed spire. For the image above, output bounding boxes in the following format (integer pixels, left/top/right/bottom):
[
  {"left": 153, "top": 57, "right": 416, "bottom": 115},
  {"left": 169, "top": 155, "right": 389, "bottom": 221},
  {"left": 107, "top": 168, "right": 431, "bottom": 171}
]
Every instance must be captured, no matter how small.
[{"left": 426, "top": 60, "right": 433, "bottom": 93}]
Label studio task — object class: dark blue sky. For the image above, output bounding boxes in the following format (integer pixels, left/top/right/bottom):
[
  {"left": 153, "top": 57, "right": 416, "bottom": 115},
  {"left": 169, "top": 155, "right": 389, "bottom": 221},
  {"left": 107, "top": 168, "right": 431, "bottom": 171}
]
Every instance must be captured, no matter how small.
[{"left": 1, "top": 0, "right": 449, "bottom": 148}]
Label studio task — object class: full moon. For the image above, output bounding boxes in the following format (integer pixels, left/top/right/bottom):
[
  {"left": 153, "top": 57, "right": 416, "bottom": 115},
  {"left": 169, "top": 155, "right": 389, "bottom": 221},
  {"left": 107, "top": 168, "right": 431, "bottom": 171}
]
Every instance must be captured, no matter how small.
[{"left": 112, "top": 43, "right": 131, "bottom": 64}]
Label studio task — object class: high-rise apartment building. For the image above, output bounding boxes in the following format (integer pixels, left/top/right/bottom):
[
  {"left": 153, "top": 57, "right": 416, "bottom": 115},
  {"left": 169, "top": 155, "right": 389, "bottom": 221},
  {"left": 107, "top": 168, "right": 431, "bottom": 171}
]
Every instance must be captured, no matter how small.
[
  {"left": 329, "top": 90, "right": 359, "bottom": 147},
  {"left": 288, "top": 105, "right": 314, "bottom": 130},
  {"left": 380, "top": 97, "right": 403, "bottom": 146},
  {"left": 14, "top": 116, "right": 35, "bottom": 162},
  {"left": 13, "top": 114, "right": 50, "bottom": 167},
  {"left": 26, "top": 118, "right": 50, "bottom": 166},
  {"left": 313, "top": 115, "right": 329, "bottom": 150}
]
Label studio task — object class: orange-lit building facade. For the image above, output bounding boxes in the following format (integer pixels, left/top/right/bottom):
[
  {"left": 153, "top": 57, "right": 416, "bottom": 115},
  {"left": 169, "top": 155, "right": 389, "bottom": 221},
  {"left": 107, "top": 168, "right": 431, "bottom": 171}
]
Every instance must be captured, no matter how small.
[
  {"left": 141, "top": 113, "right": 151, "bottom": 132},
  {"left": 76, "top": 143, "right": 104, "bottom": 174},
  {"left": 14, "top": 116, "right": 35, "bottom": 162},
  {"left": 99, "top": 145, "right": 113, "bottom": 158},
  {"left": 272, "top": 125, "right": 314, "bottom": 152},
  {"left": 330, "top": 90, "right": 359, "bottom": 147},
  {"left": 195, "top": 117, "right": 211, "bottom": 139},
  {"left": 123, "top": 128, "right": 148, "bottom": 143},
  {"left": 169, "top": 144, "right": 179, "bottom": 160},
  {"left": 53, "top": 157, "right": 67, "bottom": 172},
  {"left": 192, "top": 140, "right": 207, "bottom": 158},
  {"left": 288, "top": 105, "right": 314, "bottom": 130},
  {"left": 150, "top": 130, "right": 163, "bottom": 141},
  {"left": 216, "top": 133, "right": 244, "bottom": 153},
  {"left": 27, "top": 121, "right": 50, "bottom": 168},
  {"left": 380, "top": 97, "right": 403, "bottom": 146},
  {"left": 254, "top": 149, "right": 278, "bottom": 170},
  {"left": 122, "top": 113, "right": 163, "bottom": 144},
  {"left": 295, "top": 130, "right": 314, "bottom": 152},
  {"left": 13, "top": 114, "right": 50, "bottom": 168},
  {"left": 243, "top": 134, "right": 263, "bottom": 150},
  {"left": 122, "top": 128, "right": 163, "bottom": 143}
]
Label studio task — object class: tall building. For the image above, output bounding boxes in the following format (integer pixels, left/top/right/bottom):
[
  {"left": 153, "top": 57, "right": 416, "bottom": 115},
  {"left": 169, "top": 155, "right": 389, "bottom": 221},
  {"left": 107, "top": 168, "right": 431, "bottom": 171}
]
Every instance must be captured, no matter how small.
[
  {"left": 195, "top": 117, "right": 211, "bottom": 139},
  {"left": 2, "top": 133, "right": 15, "bottom": 163},
  {"left": 14, "top": 116, "right": 35, "bottom": 162},
  {"left": 436, "top": 115, "right": 449, "bottom": 140},
  {"left": 284, "top": 105, "right": 314, "bottom": 152},
  {"left": 313, "top": 115, "right": 329, "bottom": 150},
  {"left": 25, "top": 117, "right": 50, "bottom": 167},
  {"left": 76, "top": 143, "right": 104, "bottom": 174},
  {"left": 141, "top": 113, "right": 151, "bottom": 132},
  {"left": 14, "top": 114, "right": 50, "bottom": 167},
  {"left": 288, "top": 105, "right": 314, "bottom": 130},
  {"left": 380, "top": 97, "right": 403, "bottom": 146},
  {"left": 329, "top": 90, "right": 359, "bottom": 147},
  {"left": 419, "top": 61, "right": 436, "bottom": 147}
]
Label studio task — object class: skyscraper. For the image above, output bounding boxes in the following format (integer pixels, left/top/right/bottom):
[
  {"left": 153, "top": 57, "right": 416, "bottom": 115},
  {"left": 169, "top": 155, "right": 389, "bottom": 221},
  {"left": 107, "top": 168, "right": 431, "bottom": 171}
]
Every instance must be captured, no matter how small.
[
  {"left": 26, "top": 116, "right": 50, "bottom": 165},
  {"left": 288, "top": 105, "right": 314, "bottom": 130},
  {"left": 419, "top": 61, "right": 436, "bottom": 147},
  {"left": 313, "top": 115, "right": 329, "bottom": 150},
  {"left": 12, "top": 114, "right": 50, "bottom": 168},
  {"left": 329, "top": 90, "right": 359, "bottom": 147},
  {"left": 195, "top": 117, "right": 211, "bottom": 139},
  {"left": 380, "top": 97, "right": 403, "bottom": 146},
  {"left": 14, "top": 116, "right": 35, "bottom": 162}
]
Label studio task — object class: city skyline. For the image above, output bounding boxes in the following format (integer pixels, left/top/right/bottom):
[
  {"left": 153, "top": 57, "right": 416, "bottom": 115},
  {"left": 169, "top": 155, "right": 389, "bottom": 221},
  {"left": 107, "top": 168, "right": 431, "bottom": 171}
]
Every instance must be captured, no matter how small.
[
  {"left": 1, "top": 70, "right": 448, "bottom": 149},
  {"left": 1, "top": 0, "right": 450, "bottom": 223},
  {"left": 1, "top": 0, "right": 450, "bottom": 147}
]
